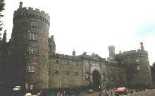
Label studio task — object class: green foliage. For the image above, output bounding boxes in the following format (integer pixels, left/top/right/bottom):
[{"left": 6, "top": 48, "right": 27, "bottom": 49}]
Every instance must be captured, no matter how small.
[
  {"left": 0, "top": 0, "right": 4, "bottom": 31},
  {"left": 0, "top": 0, "right": 4, "bottom": 11}
]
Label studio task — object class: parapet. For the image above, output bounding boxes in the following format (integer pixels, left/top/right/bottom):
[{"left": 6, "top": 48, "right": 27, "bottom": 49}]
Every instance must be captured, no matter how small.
[
  {"left": 116, "top": 49, "right": 148, "bottom": 59},
  {"left": 13, "top": 7, "right": 50, "bottom": 25}
]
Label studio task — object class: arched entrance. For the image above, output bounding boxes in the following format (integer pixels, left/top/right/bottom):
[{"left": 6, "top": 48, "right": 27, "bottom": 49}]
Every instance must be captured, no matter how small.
[{"left": 92, "top": 70, "right": 101, "bottom": 90}]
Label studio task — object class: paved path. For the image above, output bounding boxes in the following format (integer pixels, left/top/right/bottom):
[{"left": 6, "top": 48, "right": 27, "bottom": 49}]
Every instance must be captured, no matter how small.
[{"left": 79, "top": 91, "right": 100, "bottom": 96}]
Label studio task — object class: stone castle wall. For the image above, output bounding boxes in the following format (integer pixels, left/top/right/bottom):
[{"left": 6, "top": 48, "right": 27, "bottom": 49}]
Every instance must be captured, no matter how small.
[
  {"left": 48, "top": 53, "right": 128, "bottom": 89},
  {"left": 49, "top": 54, "right": 88, "bottom": 89}
]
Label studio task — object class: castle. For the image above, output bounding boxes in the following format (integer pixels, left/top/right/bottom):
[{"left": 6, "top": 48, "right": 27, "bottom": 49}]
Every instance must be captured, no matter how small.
[{"left": 0, "top": 2, "right": 152, "bottom": 93}]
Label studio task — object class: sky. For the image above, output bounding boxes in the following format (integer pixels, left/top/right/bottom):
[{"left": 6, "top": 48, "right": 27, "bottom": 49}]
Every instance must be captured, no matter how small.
[{"left": 3, "top": 0, "right": 155, "bottom": 65}]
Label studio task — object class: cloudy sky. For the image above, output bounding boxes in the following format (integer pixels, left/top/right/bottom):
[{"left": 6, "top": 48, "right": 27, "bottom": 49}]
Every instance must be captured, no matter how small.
[{"left": 3, "top": 0, "right": 155, "bottom": 65}]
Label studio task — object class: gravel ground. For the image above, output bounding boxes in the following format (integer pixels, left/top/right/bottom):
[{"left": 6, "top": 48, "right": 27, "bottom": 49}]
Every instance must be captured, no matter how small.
[
  {"left": 128, "top": 89, "right": 155, "bottom": 96},
  {"left": 77, "top": 89, "right": 155, "bottom": 96}
]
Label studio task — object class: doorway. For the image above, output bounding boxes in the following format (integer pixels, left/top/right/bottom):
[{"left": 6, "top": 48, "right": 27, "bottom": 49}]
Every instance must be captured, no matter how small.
[{"left": 92, "top": 70, "right": 101, "bottom": 90}]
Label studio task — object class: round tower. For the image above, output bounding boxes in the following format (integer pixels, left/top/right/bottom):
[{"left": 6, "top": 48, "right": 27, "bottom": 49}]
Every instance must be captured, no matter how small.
[
  {"left": 11, "top": 2, "right": 50, "bottom": 91},
  {"left": 48, "top": 35, "right": 56, "bottom": 55}
]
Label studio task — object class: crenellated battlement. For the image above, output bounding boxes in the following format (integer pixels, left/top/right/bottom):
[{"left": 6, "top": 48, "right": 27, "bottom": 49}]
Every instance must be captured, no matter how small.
[
  {"left": 13, "top": 7, "right": 50, "bottom": 25},
  {"left": 117, "top": 49, "right": 148, "bottom": 58}
]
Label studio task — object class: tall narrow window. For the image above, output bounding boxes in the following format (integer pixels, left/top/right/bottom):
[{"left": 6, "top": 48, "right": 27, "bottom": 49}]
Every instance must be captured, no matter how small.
[
  {"left": 27, "top": 47, "right": 39, "bottom": 55},
  {"left": 32, "top": 33, "right": 35, "bottom": 40},
  {"left": 31, "top": 22, "right": 38, "bottom": 29},
  {"left": 28, "top": 32, "right": 37, "bottom": 41},
  {"left": 28, "top": 30, "right": 38, "bottom": 40},
  {"left": 27, "top": 65, "right": 35, "bottom": 73}
]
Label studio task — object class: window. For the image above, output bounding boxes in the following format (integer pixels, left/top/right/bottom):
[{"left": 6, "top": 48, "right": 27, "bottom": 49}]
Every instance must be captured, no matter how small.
[
  {"left": 56, "top": 60, "right": 59, "bottom": 63},
  {"left": 31, "top": 25, "right": 37, "bottom": 29},
  {"left": 30, "top": 84, "right": 34, "bottom": 90},
  {"left": 31, "top": 22, "right": 39, "bottom": 29},
  {"left": 27, "top": 65, "right": 35, "bottom": 73},
  {"left": 54, "top": 70, "right": 59, "bottom": 74},
  {"left": 27, "top": 47, "right": 39, "bottom": 55},
  {"left": 137, "top": 66, "right": 140, "bottom": 71},
  {"left": 28, "top": 47, "right": 35, "bottom": 54},
  {"left": 28, "top": 32, "right": 37, "bottom": 41},
  {"left": 25, "top": 83, "right": 34, "bottom": 90},
  {"left": 136, "top": 59, "right": 140, "bottom": 63},
  {"left": 85, "top": 72, "right": 89, "bottom": 80},
  {"left": 25, "top": 83, "right": 29, "bottom": 90}
]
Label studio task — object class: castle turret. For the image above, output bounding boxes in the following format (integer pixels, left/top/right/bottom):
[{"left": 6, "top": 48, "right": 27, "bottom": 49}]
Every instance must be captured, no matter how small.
[
  {"left": 48, "top": 35, "right": 56, "bottom": 55},
  {"left": 115, "top": 42, "right": 152, "bottom": 88},
  {"left": 10, "top": 2, "right": 50, "bottom": 91}
]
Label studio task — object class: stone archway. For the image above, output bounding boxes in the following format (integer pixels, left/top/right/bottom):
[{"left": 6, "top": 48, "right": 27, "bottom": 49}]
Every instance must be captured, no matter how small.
[{"left": 92, "top": 70, "right": 101, "bottom": 90}]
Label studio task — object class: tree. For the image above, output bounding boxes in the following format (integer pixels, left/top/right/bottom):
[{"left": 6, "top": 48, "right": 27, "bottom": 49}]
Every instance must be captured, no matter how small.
[{"left": 0, "top": 0, "right": 5, "bottom": 36}]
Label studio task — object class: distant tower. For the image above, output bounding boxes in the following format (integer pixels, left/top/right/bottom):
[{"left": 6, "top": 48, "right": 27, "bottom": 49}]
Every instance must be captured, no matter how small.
[
  {"left": 10, "top": 2, "right": 50, "bottom": 90},
  {"left": 108, "top": 45, "right": 115, "bottom": 59},
  {"left": 72, "top": 50, "right": 76, "bottom": 56}
]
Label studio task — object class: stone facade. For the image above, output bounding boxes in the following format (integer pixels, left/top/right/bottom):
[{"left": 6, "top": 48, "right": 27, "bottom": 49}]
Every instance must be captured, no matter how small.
[
  {"left": 0, "top": 2, "right": 152, "bottom": 92},
  {"left": 151, "top": 63, "right": 155, "bottom": 88}
]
